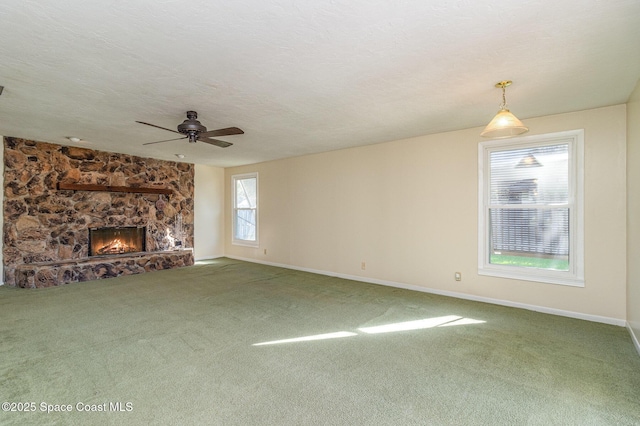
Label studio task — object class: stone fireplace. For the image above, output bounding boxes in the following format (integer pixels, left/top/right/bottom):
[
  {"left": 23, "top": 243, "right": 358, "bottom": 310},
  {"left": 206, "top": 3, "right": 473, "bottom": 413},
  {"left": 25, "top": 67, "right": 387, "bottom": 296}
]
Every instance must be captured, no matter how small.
[
  {"left": 3, "top": 137, "right": 195, "bottom": 288},
  {"left": 89, "top": 226, "right": 146, "bottom": 256}
]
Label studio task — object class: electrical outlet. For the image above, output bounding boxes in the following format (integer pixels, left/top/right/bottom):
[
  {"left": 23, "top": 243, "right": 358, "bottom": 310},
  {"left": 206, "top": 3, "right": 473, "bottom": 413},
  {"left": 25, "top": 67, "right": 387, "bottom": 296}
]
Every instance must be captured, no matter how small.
[
  {"left": 455, "top": 272, "right": 461, "bottom": 281},
  {"left": 361, "top": 262, "right": 366, "bottom": 270}
]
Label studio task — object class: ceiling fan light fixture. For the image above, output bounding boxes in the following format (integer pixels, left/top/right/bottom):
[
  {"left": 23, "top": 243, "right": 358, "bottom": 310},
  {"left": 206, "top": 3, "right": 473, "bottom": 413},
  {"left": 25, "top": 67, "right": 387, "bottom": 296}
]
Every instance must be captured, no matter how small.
[{"left": 481, "top": 81, "right": 529, "bottom": 139}]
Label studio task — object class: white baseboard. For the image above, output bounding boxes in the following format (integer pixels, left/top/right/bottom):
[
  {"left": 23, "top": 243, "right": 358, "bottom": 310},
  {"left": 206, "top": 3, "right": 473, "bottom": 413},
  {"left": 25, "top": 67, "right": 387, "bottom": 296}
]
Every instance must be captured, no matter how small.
[
  {"left": 225, "top": 255, "right": 626, "bottom": 327},
  {"left": 628, "top": 322, "right": 640, "bottom": 356}
]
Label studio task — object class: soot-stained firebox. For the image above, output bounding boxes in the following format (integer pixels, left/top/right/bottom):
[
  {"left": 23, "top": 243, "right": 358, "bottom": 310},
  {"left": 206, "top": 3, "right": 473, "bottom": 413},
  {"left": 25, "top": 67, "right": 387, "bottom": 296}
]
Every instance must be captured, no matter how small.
[{"left": 89, "top": 226, "right": 146, "bottom": 256}]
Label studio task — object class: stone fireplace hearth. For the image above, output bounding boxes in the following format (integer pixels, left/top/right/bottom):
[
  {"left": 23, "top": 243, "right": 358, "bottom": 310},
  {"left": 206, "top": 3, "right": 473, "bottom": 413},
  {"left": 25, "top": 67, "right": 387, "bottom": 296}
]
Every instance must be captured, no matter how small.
[
  {"left": 13, "top": 249, "right": 193, "bottom": 288},
  {"left": 3, "top": 137, "right": 195, "bottom": 288}
]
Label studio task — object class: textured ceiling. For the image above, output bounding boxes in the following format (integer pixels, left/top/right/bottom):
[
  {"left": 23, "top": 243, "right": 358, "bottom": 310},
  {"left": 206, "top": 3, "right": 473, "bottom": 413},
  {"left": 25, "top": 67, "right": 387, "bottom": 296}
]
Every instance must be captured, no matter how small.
[{"left": 0, "top": 0, "right": 639, "bottom": 167}]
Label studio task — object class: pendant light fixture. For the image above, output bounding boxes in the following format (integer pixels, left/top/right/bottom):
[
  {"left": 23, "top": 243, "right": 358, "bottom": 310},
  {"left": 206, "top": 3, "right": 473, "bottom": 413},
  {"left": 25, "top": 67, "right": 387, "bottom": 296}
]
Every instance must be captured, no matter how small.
[{"left": 480, "top": 80, "right": 528, "bottom": 139}]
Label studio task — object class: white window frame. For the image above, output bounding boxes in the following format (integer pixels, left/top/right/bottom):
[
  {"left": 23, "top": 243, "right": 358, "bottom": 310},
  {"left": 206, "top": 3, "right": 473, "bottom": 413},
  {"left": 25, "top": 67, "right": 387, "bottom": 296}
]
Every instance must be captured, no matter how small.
[
  {"left": 478, "top": 130, "right": 584, "bottom": 287},
  {"left": 232, "top": 172, "right": 259, "bottom": 247}
]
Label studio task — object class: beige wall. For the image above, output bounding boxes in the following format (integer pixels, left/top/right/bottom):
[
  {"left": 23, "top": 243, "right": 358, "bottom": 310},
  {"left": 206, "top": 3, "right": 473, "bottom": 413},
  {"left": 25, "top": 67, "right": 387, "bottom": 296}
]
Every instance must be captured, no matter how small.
[
  {"left": 627, "top": 79, "right": 640, "bottom": 348},
  {"left": 225, "top": 105, "right": 628, "bottom": 323},
  {"left": 194, "top": 164, "right": 225, "bottom": 260}
]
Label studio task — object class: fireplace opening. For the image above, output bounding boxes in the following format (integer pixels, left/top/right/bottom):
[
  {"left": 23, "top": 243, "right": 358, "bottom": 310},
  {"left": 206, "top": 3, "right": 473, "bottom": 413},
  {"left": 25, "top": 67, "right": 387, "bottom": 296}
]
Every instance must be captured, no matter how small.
[{"left": 89, "top": 226, "right": 146, "bottom": 256}]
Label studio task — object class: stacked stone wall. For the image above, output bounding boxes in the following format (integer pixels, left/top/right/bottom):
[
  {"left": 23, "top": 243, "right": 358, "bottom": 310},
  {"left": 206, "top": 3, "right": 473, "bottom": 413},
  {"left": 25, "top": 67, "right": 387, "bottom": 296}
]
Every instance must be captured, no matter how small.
[{"left": 3, "top": 137, "right": 195, "bottom": 287}]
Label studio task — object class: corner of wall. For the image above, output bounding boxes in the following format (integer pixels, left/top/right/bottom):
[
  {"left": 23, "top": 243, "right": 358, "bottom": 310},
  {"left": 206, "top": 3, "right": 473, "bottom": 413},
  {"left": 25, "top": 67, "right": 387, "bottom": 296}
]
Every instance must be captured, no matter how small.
[{"left": 627, "top": 77, "right": 640, "bottom": 355}]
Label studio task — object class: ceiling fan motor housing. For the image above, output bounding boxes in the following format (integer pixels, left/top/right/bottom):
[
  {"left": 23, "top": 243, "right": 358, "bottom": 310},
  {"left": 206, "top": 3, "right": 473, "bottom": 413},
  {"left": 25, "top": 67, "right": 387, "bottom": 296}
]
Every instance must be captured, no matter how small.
[{"left": 177, "top": 111, "right": 207, "bottom": 135}]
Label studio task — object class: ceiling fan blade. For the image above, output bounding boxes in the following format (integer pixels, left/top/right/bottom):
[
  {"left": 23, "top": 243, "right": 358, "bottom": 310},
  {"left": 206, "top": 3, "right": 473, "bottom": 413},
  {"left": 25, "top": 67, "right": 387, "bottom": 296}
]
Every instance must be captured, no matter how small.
[
  {"left": 199, "top": 127, "right": 244, "bottom": 138},
  {"left": 199, "top": 137, "right": 233, "bottom": 148},
  {"left": 136, "top": 121, "right": 181, "bottom": 134},
  {"left": 142, "top": 136, "right": 187, "bottom": 146}
]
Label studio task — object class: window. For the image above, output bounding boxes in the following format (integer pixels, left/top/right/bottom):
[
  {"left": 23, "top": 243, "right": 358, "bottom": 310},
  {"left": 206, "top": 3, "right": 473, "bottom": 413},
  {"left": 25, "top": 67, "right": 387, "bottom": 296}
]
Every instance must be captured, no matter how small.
[
  {"left": 478, "top": 130, "right": 584, "bottom": 286},
  {"left": 232, "top": 173, "right": 258, "bottom": 246}
]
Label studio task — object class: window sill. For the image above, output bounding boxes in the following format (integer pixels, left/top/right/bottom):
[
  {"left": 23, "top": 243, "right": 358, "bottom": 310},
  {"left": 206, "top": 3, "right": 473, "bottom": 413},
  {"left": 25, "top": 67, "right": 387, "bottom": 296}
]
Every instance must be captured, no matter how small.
[
  {"left": 478, "top": 268, "right": 584, "bottom": 287},
  {"left": 232, "top": 240, "right": 259, "bottom": 248}
]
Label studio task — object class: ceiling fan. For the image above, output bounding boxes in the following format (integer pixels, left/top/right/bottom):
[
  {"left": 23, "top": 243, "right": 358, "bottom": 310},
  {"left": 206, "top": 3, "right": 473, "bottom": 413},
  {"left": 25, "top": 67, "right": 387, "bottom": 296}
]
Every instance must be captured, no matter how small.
[{"left": 137, "top": 111, "right": 243, "bottom": 147}]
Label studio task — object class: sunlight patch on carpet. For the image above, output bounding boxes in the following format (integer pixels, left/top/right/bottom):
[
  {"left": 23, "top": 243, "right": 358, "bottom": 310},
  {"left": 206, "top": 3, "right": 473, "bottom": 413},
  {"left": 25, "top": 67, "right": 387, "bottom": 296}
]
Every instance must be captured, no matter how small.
[
  {"left": 358, "top": 315, "right": 464, "bottom": 334},
  {"left": 253, "top": 331, "right": 358, "bottom": 346},
  {"left": 253, "top": 315, "right": 486, "bottom": 346},
  {"left": 438, "top": 317, "right": 486, "bottom": 327}
]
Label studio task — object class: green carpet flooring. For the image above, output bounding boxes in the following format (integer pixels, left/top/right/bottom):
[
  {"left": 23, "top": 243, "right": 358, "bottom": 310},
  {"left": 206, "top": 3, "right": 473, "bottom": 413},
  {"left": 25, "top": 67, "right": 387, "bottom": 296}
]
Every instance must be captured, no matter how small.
[{"left": 0, "top": 258, "right": 638, "bottom": 425}]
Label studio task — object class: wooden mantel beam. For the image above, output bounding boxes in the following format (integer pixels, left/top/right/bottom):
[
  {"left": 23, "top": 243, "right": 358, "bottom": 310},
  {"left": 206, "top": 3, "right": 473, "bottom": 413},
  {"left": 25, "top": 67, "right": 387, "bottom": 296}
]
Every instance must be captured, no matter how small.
[{"left": 57, "top": 182, "right": 172, "bottom": 195}]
